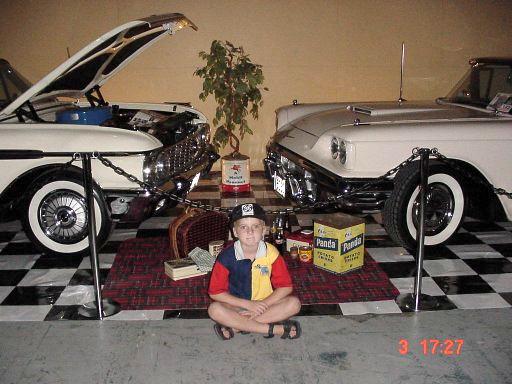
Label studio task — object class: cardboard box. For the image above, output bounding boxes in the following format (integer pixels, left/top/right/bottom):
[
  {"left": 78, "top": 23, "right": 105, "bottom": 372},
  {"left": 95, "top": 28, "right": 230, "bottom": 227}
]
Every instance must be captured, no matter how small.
[
  {"left": 313, "top": 213, "right": 365, "bottom": 274},
  {"left": 285, "top": 229, "right": 313, "bottom": 251}
]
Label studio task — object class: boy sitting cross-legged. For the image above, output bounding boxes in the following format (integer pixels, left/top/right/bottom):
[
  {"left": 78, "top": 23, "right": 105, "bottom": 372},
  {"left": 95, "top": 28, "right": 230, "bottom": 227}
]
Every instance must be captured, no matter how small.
[{"left": 207, "top": 203, "right": 301, "bottom": 340}]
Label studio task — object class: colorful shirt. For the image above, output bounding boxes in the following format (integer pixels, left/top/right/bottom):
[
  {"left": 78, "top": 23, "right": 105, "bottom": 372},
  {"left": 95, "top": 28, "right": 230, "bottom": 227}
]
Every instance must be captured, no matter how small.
[{"left": 208, "top": 242, "right": 292, "bottom": 300}]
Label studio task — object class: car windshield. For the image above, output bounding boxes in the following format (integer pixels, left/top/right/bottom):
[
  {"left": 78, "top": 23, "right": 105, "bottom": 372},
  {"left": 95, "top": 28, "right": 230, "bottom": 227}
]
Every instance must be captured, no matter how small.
[
  {"left": 444, "top": 62, "right": 512, "bottom": 108},
  {"left": 0, "top": 59, "right": 32, "bottom": 110}
]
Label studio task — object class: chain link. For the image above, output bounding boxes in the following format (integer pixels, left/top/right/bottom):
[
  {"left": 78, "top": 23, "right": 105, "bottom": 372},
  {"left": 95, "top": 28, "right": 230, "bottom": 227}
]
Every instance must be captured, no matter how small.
[{"left": 92, "top": 147, "right": 511, "bottom": 216}]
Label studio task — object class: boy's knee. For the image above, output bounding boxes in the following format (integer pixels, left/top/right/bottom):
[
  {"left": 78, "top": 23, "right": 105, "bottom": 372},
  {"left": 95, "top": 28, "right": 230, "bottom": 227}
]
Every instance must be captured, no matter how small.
[
  {"left": 288, "top": 296, "right": 302, "bottom": 315},
  {"left": 207, "top": 301, "right": 224, "bottom": 320}
]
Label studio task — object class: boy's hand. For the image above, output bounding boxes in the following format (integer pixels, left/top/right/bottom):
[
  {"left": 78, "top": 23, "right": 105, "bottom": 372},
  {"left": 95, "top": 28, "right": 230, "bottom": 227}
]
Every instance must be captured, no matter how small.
[{"left": 243, "top": 300, "right": 268, "bottom": 317}]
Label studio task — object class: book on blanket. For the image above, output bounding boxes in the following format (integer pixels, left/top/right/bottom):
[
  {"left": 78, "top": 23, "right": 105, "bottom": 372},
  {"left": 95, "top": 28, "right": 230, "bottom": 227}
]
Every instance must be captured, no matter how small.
[{"left": 164, "top": 257, "right": 207, "bottom": 280}]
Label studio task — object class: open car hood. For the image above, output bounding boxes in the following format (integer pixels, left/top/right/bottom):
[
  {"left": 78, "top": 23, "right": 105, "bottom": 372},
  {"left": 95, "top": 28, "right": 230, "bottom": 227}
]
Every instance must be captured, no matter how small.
[{"left": 1, "top": 13, "right": 197, "bottom": 116}]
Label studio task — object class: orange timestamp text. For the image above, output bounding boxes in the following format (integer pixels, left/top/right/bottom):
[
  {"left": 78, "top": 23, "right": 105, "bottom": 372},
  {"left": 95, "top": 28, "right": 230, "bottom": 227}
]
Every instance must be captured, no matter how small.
[{"left": 398, "top": 339, "right": 464, "bottom": 355}]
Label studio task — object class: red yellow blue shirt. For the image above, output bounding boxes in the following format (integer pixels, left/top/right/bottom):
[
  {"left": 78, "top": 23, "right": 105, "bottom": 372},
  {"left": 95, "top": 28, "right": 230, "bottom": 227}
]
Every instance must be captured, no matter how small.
[{"left": 208, "top": 242, "right": 292, "bottom": 300}]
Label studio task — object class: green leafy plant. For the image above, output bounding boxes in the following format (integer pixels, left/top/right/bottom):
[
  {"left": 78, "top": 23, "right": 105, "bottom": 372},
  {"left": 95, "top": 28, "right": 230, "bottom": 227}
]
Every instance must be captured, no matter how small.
[{"left": 194, "top": 40, "right": 268, "bottom": 154}]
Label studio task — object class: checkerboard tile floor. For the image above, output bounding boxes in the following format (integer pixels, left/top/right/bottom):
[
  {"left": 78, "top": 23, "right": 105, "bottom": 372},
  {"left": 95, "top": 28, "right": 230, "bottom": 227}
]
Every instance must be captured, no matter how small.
[{"left": 0, "top": 171, "right": 511, "bottom": 321}]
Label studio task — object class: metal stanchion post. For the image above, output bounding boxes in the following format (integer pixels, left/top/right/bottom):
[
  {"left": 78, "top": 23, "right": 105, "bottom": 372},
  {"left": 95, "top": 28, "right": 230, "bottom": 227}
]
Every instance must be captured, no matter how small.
[
  {"left": 78, "top": 153, "right": 120, "bottom": 319},
  {"left": 396, "top": 148, "right": 440, "bottom": 311}
]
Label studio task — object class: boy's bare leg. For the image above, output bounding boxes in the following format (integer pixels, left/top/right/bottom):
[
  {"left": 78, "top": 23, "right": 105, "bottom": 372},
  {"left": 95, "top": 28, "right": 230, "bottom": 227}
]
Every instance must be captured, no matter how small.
[{"left": 208, "top": 296, "right": 301, "bottom": 337}]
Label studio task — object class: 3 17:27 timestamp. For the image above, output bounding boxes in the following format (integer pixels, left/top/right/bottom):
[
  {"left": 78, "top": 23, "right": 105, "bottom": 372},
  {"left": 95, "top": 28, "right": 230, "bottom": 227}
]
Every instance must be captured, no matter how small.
[{"left": 399, "top": 339, "right": 464, "bottom": 355}]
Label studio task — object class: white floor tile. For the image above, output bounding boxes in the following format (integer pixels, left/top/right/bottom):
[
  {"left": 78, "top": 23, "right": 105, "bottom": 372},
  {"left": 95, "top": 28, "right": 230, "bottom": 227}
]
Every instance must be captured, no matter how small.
[
  {"left": 10, "top": 233, "right": 29, "bottom": 243},
  {"left": 0, "top": 286, "right": 14, "bottom": 303},
  {"left": 366, "top": 247, "right": 413, "bottom": 262},
  {"left": 55, "top": 285, "right": 96, "bottom": 305},
  {"left": 339, "top": 300, "right": 402, "bottom": 315},
  {"left": 447, "top": 244, "right": 503, "bottom": 259},
  {"left": 422, "top": 259, "right": 477, "bottom": 277},
  {"left": 480, "top": 273, "right": 512, "bottom": 293},
  {"left": 108, "top": 229, "right": 138, "bottom": 241},
  {"left": 365, "top": 224, "right": 387, "bottom": 236},
  {"left": 138, "top": 217, "right": 173, "bottom": 229},
  {"left": 17, "top": 269, "right": 76, "bottom": 287},
  {"left": 390, "top": 277, "right": 446, "bottom": 296},
  {"left": 0, "top": 305, "right": 52, "bottom": 321},
  {"left": 105, "top": 310, "right": 165, "bottom": 321},
  {"left": 0, "top": 255, "right": 40, "bottom": 270},
  {"left": 473, "top": 231, "right": 512, "bottom": 244},
  {"left": 447, "top": 293, "right": 511, "bottom": 309},
  {"left": 79, "top": 253, "right": 117, "bottom": 269}
]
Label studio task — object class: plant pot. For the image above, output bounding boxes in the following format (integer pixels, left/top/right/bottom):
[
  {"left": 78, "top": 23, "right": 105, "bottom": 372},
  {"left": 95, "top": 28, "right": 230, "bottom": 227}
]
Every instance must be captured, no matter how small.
[{"left": 221, "top": 152, "right": 251, "bottom": 193}]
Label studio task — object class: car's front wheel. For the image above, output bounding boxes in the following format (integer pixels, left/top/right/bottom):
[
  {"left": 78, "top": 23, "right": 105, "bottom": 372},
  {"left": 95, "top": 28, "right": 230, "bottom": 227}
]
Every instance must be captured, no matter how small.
[
  {"left": 383, "top": 164, "right": 465, "bottom": 250},
  {"left": 22, "top": 172, "right": 112, "bottom": 257}
]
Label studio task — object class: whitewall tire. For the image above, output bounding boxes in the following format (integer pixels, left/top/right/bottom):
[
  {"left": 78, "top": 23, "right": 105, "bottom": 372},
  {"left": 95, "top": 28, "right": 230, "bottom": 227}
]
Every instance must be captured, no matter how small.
[
  {"left": 22, "top": 174, "right": 112, "bottom": 257},
  {"left": 383, "top": 164, "right": 465, "bottom": 250}
]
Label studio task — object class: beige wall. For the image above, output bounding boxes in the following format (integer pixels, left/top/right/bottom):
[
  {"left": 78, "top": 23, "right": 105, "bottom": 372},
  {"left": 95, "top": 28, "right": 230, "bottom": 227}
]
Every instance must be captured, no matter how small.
[{"left": 1, "top": 0, "right": 511, "bottom": 170}]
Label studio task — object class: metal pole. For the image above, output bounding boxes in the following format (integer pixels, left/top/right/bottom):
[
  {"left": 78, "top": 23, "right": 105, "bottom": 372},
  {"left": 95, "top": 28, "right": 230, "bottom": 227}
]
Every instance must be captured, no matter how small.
[
  {"left": 396, "top": 148, "right": 439, "bottom": 311},
  {"left": 78, "top": 153, "right": 120, "bottom": 319},
  {"left": 412, "top": 149, "right": 429, "bottom": 311},
  {"left": 82, "top": 154, "right": 104, "bottom": 319}
]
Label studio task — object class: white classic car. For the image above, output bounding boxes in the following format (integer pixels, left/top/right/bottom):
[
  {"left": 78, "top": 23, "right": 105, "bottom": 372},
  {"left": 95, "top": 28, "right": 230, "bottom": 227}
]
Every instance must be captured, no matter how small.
[
  {"left": 265, "top": 57, "right": 512, "bottom": 249},
  {"left": 0, "top": 13, "right": 218, "bottom": 256}
]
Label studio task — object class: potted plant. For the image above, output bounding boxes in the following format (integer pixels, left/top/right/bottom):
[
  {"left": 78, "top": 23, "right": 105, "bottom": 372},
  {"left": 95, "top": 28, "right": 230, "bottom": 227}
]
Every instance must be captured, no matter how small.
[{"left": 194, "top": 40, "right": 267, "bottom": 193}]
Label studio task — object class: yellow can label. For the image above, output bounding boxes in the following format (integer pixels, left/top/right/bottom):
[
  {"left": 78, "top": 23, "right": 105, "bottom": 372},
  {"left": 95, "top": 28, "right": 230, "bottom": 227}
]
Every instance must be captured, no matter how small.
[{"left": 313, "top": 220, "right": 365, "bottom": 274}]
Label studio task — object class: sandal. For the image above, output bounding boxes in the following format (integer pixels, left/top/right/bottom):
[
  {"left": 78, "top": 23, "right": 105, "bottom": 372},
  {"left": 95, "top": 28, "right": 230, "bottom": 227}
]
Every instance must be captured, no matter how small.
[
  {"left": 213, "top": 323, "right": 234, "bottom": 340},
  {"left": 280, "top": 320, "right": 301, "bottom": 340},
  {"left": 263, "top": 323, "right": 275, "bottom": 338}
]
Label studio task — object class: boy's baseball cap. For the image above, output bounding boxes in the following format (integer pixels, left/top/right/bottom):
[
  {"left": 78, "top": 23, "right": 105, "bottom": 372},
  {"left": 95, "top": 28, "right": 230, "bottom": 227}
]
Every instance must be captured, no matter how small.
[{"left": 230, "top": 203, "right": 266, "bottom": 225}]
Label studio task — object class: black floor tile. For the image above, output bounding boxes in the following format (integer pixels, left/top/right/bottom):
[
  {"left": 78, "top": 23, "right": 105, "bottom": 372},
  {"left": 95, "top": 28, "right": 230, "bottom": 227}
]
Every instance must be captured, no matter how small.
[
  {"left": 68, "top": 269, "right": 110, "bottom": 285},
  {"left": 422, "top": 246, "right": 459, "bottom": 260},
  {"left": 136, "top": 228, "right": 169, "bottom": 238},
  {"left": 432, "top": 275, "right": 494, "bottom": 295},
  {"left": 489, "top": 244, "right": 512, "bottom": 258},
  {"left": 378, "top": 262, "right": 428, "bottom": 278},
  {"left": 444, "top": 232, "right": 483, "bottom": 245},
  {"left": 1, "top": 286, "right": 65, "bottom": 305},
  {"left": 363, "top": 215, "right": 379, "bottom": 224},
  {"left": 115, "top": 221, "right": 141, "bottom": 230},
  {"left": 398, "top": 295, "right": 457, "bottom": 312},
  {"left": 0, "top": 270, "right": 29, "bottom": 286},
  {"left": 463, "top": 258, "right": 512, "bottom": 275},
  {"left": 364, "top": 236, "right": 398, "bottom": 248},
  {"left": 0, "top": 242, "right": 41, "bottom": 255},
  {"left": 163, "top": 309, "right": 209, "bottom": 319},
  {"left": 99, "top": 241, "right": 123, "bottom": 254},
  {"left": 256, "top": 198, "right": 291, "bottom": 206},
  {"left": 192, "top": 185, "right": 220, "bottom": 192},
  {"left": 32, "top": 254, "right": 83, "bottom": 269},
  {"left": 499, "top": 292, "right": 512, "bottom": 306},
  {"left": 298, "top": 304, "right": 342, "bottom": 316},
  {"left": 461, "top": 221, "right": 506, "bottom": 232},
  {"left": 0, "top": 232, "right": 17, "bottom": 243},
  {"left": 251, "top": 184, "right": 275, "bottom": 192}
]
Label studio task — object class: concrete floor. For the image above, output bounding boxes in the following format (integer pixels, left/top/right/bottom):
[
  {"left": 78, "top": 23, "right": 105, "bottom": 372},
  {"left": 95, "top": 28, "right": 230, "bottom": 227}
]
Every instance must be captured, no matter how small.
[{"left": 1, "top": 309, "right": 511, "bottom": 384}]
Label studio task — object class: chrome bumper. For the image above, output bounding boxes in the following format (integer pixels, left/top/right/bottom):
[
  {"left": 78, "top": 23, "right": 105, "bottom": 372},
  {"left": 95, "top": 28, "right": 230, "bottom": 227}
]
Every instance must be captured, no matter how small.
[{"left": 264, "top": 144, "right": 392, "bottom": 212}]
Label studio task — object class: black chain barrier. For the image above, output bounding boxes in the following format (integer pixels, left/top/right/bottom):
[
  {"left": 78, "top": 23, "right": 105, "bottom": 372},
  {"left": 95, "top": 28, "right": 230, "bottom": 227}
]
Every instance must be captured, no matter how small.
[{"left": 68, "top": 147, "right": 511, "bottom": 216}]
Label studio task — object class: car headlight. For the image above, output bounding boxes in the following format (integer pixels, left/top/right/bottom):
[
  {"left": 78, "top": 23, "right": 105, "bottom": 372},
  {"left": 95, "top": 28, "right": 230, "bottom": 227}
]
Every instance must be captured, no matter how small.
[{"left": 330, "top": 137, "right": 347, "bottom": 164}]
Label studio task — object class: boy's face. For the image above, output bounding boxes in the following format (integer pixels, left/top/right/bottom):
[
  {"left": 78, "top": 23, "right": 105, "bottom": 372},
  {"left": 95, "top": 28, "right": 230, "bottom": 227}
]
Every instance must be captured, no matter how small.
[{"left": 233, "top": 217, "right": 265, "bottom": 247}]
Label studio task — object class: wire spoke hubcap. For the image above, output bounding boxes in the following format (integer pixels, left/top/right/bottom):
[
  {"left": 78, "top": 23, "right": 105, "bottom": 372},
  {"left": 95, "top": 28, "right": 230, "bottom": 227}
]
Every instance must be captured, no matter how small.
[{"left": 38, "top": 190, "right": 88, "bottom": 244}]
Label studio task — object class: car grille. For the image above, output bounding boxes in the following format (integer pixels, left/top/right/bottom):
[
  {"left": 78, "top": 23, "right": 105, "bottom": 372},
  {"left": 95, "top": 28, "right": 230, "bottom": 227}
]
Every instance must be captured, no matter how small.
[{"left": 144, "top": 124, "right": 210, "bottom": 184}]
